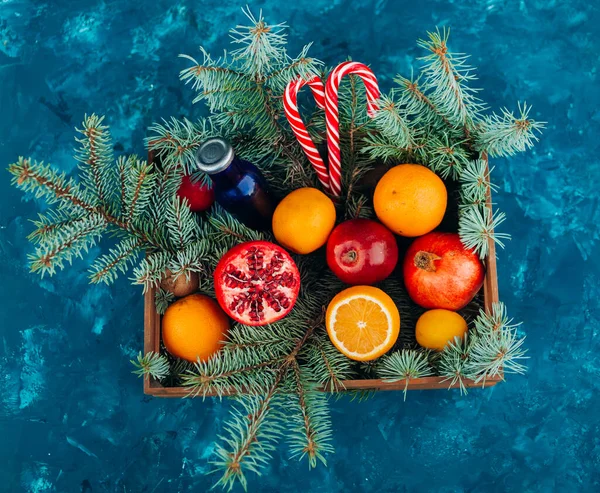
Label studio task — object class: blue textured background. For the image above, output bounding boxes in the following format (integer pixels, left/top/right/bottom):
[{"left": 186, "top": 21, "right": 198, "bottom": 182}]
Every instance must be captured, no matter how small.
[{"left": 1, "top": 1, "right": 598, "bottom": 491}]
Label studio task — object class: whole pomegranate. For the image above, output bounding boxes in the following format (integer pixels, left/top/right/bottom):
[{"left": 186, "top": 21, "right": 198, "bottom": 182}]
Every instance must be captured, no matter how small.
[
  {"left": 326, "top": 219, "right": 398, "bottom": 285},
  {"left": 403, "top": 232, "right": 484, "bottom": 310},
  {"left": 214, "top": 241, "right": 301, "bottom": 326},
  {"left": 177, "top": 174, "right": 215, "bottom": 212}
]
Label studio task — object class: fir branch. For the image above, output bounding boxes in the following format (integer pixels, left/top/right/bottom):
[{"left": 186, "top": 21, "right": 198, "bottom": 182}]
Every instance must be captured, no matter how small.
[
  {"left": 131, "top": 351, "right": 170, "bottom": 381},
  {"left": 344, "top": 194, "right": 373, "bottom": 220},
  {"left": 417, "top": 28, "right": 484, "bottom": 129},
  {"left": 394, "top": 73, "right": 453, "bottom": 131},
  {"left": 74, "top": 114, "right": 115, "bottom": 209},
  {"left": 208, "top": 313, "right": 322, "bottom": 489},
  {"left": 167, "top": 240, "right": 208, "bottom": 279},
  {"left": 468, "top": 303, "right": 528, "bottom": 383},
  {"left": 369, "top": 94, "right": 416, "bottom": 150},
  {"left": 27, "top": 210, "right": 83, "bottom": 245},
  {"left": 436, "top": 334, "right": 476, "bottom": 395},
  {"left": 165, "top": 197, "right": 200, "bottom": 251},
  {"left": 230, "top": 7, "right": 287, "bottom": 78},
  {"left": 211, "top": 393, "right": 284, "bottom": 492},
  {"left": 29, "top": 214, "right": 107, "bottom": 276},
  {"left": 287, "top": 362, "right": 333, "bottom": 468},
  {"left": 8, "top": 157, "right": 95, "bottom": 214},
  {"left": 266, "top": 43, "right": 322, "bottom": 94},
  {"left": 182, "top": 355, "right": 279, "bottom": 398},
  {"left": 207, "top": 205, "right": 268, "bottom": 250},
  {"left": 155, "top": 287, "right": 175, "bottom": 315},
  {"left": 302, "top": 334, "right": 354, "bottom": 391},
  {"left": 473, "top": 301, "right": 517, "bottom": 335},
  {"left": 124, "top": 158, "right": 155, "bottom": 227},
  {"left": 458, "top": 205, "right": 510, "bottom": 258},
  {"left": 469, "top": 326, "right": 528, "bottom": 383},
  {"left": 459, "top": 159, "right": 498, "bottom": 204},
  {"left": 424, "top": 134, "right": 471, "bottom": 179},
  {"left": 132, "top": 251, "right": 171, "bottom": 292},
  {"left": 89, "top": 237, "right": 143, "bottom": 284},
  {"left": 475, "top": 102, "right": 545, "bottom": 157},
  {"left": 377, "top": 350, "right": 433, "bottom": 400},
  {"left": 146, "top": 117, "right": 214, "bottom": 175},
  {"left": 182, "top": 317, "right": 308, "bottom": 398},
  {"left": 179, "top": 49, "right": 255, "bottom": 108}
]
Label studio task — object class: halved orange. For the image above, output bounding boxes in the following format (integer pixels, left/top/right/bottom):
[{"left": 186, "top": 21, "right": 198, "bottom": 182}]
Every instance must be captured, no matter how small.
[{"left": 326, "top": 286, "right": 400, "bottom": 361}]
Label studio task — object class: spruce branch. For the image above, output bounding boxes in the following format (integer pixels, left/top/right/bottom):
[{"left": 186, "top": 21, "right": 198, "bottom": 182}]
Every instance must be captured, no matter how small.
[
  {"left": 377, "top": 350, "right": 433, "bottom": 400},
  {"left": 165, "top": 196, "right": 200, "bottom": 251},
  {"left": 469, "top": 326, "right": 528, "bottom": 383},
  {"left": 302, "top": 334, "right": 354, "bottom": 391},
  {"left": 178, "top": 8, "right": 321, "bottom": 191},
  {"left": 395, "top": 73, "right": 454, "bottom": 132},
  {"left": 155, "top": 287, "right": 175, "bottom": 315},
  {"left": 207, "top": 312, "right": 323, "bottom": 489},
  {"left": 369, "top": 94, "right": 416, "bottom": 149},
  {"left": 182, "top": 351, "right": 280, "bottom": 398},
  {"left": 29, "top": 214, "right": 107, "bottom": 277},
  {"left": 287, "top": 362, "right": 333, "bottom": 468},
  {"left": 473, "top": 301, "right": 517, "bottom": 335},
  {"left": 458, "top": 205, "right": 510, "bottom": 258},
  {"left": 417, "top": 28, "right": 484, "bottom": 129},
  {"left": 468, "top": 303, "right": 528, "bottom": 383},
  {"left": 8, "top": 157, "right": 95, "bottom": 215},
  {"left": 437, "top": 334, "right": 476, "bottom": 395},
  {"left": 27, "top": 209, "right": 83, "bottom": 245},
  {"left": 459, "top": 159, "right": 498, "bottom": 205},
  {"left": 207, "top": 205, "right": 269, "bottom": 253},
  {"left": 123, "top": 158, "right": 155, "bottom": 227},
  {"left": 146, "top": 117, "right": 214, "bottom": 176},
  {"left": 74, "top": 114, "right": 115, "bottom": 209},
  {"left": 211, "top": 393, "right": 285, "bottom": 492},
  {"left": 424, "top": 134, "right": 471, "bottom": 179},
  {"left": 131, "top": 351, "right": 170, "bottom": 381},
  {"left": 167, "top": 240, "right": 208, "bottom": 279},
  {"left": 132, "top": 251, "right": 171, "bottom": 292},
  {"left": 89, "top": 237, "right": 142, "bottom": 284},
  {"left": 475, "top": 102, "right": 545, "bottom": 157},
  {"left": 230, "top": 7, "right": 288, "bottom": 78}
]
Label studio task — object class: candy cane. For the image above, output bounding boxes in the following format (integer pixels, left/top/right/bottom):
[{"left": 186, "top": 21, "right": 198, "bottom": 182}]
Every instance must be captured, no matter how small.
[
  {"left": 325, "top": 62, "right": 381, "bottom": 197},
  {"left": 283, "top": 76, "right": 331, "bottom": 192}
]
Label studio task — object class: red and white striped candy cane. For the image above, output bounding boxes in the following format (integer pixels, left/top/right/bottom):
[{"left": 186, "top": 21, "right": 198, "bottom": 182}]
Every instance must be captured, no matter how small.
[
  {"left": 283, "top": 75, "right": 331, "bottom": 192},
  {"left": 325, "top": 62, "right": 380, "bottom": 197}
]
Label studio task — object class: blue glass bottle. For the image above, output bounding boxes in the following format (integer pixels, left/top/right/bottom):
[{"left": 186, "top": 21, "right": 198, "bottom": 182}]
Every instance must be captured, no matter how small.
[{"left": 194, "top": 138, "right": 275, "bottom": 231}]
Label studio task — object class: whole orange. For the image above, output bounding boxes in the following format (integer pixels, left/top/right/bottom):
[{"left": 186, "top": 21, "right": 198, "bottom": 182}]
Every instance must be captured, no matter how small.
[
  {"left": 272, "top": 187, "right": 336, "bottom": 254},
  {"left": 415, "top": 309, "right": 467, "bottom": 352},
  {"left": 374, "top": 164, "right": 447, "bottom": 237},
  {"left": 162, "top": 293, "right": 230, "bottom": 362}
]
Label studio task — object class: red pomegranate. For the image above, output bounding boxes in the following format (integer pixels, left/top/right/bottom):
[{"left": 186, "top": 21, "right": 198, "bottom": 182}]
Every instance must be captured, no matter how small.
[
  {"left": 403, "top": 232, "right": 485, "bottom": 310},
  {"left": 177, "top": 174, "right": 215, "bottom": 212},
  {"left": 214, "top": 241, "right": 301, "bottom": 326},
  {"left": 326, "top": 219, "right": 398, "bottom": 285}
]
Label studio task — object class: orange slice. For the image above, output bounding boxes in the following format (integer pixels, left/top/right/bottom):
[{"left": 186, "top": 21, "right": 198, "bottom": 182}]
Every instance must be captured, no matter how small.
[{"left": 326, "top": 286, "right": 400, "bottom": 361}]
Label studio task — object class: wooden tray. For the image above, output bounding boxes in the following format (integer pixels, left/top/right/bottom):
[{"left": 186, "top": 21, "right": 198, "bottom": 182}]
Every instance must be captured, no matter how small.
[{"left": 143, "top": 157, "right": 501, "bottom": 397}]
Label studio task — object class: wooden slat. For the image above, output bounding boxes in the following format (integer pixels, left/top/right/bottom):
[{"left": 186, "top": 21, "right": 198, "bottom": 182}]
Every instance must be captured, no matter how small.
[
  {"left": 482, "top": 153, "right": 500, "bottom": 314},
  {"left": 143, "top": 154, "right": 502, "bottom": 397}
]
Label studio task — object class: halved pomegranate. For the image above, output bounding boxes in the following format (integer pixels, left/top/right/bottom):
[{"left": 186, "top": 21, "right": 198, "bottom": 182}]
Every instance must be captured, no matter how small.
[{"left": 214, "top": 241, "right": 301, "bottom": 326}]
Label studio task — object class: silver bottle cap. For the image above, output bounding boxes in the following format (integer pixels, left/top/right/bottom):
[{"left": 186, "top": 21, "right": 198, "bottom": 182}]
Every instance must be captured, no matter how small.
[{"left": 194, "top": 137, "right": 235, "bottom": 174}]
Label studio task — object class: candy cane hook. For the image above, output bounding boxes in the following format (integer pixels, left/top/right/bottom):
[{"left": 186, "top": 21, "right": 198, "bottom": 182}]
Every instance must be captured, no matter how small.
[
  {"left": 283, "top": 76, "right": 331, "bottom": 192},
  {"left": 325, "top": 62, "right": 381, "bottom": 197}
]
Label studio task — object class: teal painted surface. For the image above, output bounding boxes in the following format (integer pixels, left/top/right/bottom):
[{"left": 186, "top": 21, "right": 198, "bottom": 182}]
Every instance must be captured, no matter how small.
[{"left": 0, "top": 1, "right": 598, "bottom": 491}]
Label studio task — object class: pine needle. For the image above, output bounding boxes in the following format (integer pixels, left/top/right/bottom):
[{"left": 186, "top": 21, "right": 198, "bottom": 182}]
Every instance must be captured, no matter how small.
[
  {"left": 131, "top": 351, "right": 170, "bottom": 381},
  {"left": 377, "top": 350, "right": 433, "bottom": 400}
]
